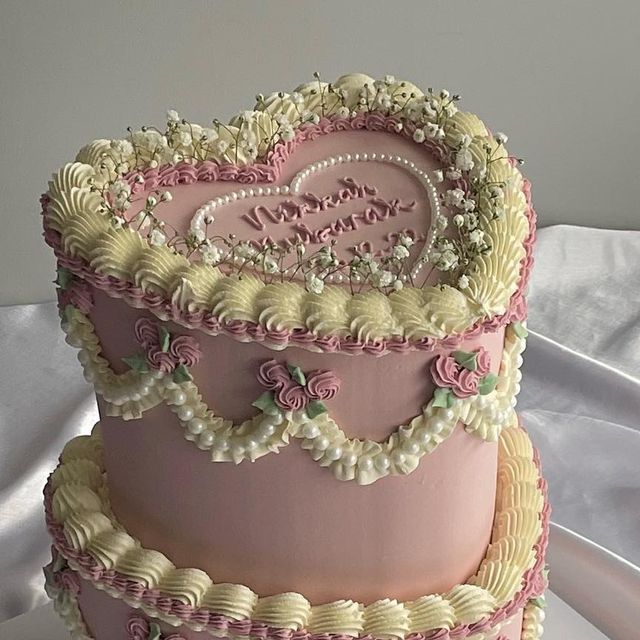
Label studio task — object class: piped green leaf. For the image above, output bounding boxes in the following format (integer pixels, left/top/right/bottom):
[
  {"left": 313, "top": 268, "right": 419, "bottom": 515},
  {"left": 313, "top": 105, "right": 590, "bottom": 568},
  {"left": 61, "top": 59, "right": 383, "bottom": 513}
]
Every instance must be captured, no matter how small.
[
  {"left": 172, "top": 363, "right": 192, "bottom": 383},
  {"left": 287, "top": 364, "right": 307, "bottom": 386},
  {"left": 55, "top": 267, "right": 73, "bottom": 290},
  {"left": 478, "top": 372, "right": 498, "bottom": 395},
  {"left": 306, "top": 400, "right": 327, "bottom": 419},
  {"left": 148, "top": 622, "right": 162, "bottom": 640},
  {"left": 433, "top": 387, "right": 454, "bottom": 408},
  {"left": 530, "top": 596, "right": 547, "bottom": 609},
  {"left": 62, "top": 304, "right": 75, "bottom": 324},
  {"left": 252, "top": 391, "right": 280, "bottom": 416},
  {"left": 122, "top": 353, "right": 149, "bottom": 373},
  {"left": 159, "top": 326, "right": 171, "bottom": 352},
  {"left": 453, "top": 350, "right": 478, "bottom": 371},
  {"left": 512, "top": 321, "right": 529, "bottom": 339},
  {"left": 52, "top": 553, "right": 67, "bottom": 573}
]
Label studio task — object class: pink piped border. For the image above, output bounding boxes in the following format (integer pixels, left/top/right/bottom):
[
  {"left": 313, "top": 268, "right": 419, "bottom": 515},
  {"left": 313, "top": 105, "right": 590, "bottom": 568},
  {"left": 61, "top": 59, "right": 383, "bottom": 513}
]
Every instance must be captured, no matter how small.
[
  {"left": 42, "top": 113, "right": 536, "bottom": 356},
  {"left": 43, "top": 424, "right": 549, "bottom": 640}
]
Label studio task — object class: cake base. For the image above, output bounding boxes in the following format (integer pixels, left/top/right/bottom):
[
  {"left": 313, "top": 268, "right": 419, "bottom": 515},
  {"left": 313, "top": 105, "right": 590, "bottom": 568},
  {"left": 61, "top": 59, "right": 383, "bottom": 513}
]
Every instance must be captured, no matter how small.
[{"left": 43, "top": 418, "right": 548, "bottom": 640}]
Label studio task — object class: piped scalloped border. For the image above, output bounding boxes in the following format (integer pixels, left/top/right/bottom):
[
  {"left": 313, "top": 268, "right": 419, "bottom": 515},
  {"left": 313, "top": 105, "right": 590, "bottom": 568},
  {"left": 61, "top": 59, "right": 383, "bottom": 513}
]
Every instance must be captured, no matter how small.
[
  {"left": 44, "top": 550, "right": 546, "bottom": 640},
  {"left": 62, "top": 304, "right": 525, "bottom": 483},
  {"left": 44, "top": 419, "right": 548, "bottom": 640},
  {"left": 42, "top": 74, "right": 537, "bottom": 355}
]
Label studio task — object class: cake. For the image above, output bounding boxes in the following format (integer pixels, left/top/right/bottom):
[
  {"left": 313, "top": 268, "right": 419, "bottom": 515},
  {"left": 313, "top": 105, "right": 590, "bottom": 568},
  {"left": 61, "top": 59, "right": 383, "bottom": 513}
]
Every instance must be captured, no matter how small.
[{"left": 41, "top": 73, "right": 548, "bottom": 640}]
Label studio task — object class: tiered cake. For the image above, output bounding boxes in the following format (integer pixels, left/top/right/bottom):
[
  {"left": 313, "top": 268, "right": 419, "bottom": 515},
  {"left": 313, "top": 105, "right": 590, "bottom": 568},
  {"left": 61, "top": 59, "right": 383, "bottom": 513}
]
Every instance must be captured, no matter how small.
[{"left": 42, "top": 73, "right": 548, "bottom": 640}]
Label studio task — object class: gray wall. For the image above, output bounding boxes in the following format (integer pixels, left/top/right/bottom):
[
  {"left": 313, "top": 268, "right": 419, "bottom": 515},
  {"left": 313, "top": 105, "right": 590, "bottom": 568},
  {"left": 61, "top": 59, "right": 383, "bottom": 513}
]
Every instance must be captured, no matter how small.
[{"left": 2, "top": 0, "right": 639, "bottom": 304}]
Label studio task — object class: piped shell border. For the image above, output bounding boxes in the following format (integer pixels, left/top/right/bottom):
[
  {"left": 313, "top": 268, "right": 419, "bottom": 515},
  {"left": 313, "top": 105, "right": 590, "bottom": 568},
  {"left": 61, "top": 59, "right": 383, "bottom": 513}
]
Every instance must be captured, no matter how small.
[{"left": 44, "top": 419, "right": 548, "bottom": 640}]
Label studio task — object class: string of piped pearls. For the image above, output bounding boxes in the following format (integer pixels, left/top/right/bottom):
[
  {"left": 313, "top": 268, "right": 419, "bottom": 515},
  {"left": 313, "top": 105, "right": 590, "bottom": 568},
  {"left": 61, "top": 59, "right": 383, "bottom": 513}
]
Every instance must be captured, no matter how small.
[
  {"left": 190, "top": 152, "right": 444, "bottom": 280},
  {"left": 61, "top": 305, "right": 525, "bottom": 484}
]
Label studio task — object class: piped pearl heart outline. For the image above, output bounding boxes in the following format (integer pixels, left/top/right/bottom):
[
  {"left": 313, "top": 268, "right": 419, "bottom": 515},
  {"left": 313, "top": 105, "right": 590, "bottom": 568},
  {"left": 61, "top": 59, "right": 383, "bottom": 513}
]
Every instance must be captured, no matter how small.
[{"left": 190, "top": 152, "right": 444, "bottom": 281}]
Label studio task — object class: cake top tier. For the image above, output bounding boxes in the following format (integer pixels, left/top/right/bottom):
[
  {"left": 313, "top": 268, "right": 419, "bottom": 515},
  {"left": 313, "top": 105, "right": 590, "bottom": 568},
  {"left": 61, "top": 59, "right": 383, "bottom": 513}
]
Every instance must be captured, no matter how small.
[{"left": 43, "top": 73, "right": 535, "bottom": 352}]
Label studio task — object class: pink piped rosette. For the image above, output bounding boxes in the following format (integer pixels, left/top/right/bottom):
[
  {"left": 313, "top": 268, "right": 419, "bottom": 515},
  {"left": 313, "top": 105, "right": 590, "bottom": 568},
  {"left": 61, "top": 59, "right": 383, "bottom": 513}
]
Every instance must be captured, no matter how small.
[
  {"left": 257, "top": 360, "right": 341, "bottom": 412},
  {"left": 134, "top": 318, "right": 202, "bottom": 373},
  {"left": 126, "top": 615, "right": 185, "bottom": 640},
  {"left": 431, "top": 347, "right": 492, "bottom": 398}
]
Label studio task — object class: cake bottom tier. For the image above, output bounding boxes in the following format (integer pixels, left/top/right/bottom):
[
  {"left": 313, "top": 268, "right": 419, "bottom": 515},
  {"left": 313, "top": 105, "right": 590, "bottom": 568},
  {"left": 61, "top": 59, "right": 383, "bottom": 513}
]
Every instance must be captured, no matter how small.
[{"left": 43, "top": 418, "right": 549, "bottom": 640}]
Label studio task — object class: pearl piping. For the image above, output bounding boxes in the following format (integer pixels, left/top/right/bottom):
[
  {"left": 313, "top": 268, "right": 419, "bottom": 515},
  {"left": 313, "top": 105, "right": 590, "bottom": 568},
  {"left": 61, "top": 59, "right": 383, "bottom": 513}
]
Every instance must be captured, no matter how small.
[
  {"left": 190, "top": 152, "right": 444, "bottom": 280},
  {"left": 62, "top": 306, "right": 526, "bottom": 485}
]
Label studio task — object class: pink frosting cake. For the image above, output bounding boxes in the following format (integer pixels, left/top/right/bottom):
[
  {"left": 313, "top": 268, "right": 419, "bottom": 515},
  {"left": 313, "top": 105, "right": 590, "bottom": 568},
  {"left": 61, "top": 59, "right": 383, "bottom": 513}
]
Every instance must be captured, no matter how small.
[{"left": 41, "top": 73, "right": 547, "bottom": 640}]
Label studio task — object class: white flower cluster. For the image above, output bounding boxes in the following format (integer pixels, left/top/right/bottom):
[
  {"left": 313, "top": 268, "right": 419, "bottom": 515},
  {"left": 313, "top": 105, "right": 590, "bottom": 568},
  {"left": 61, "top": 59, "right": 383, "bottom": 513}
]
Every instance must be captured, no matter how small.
[{"left": 84, "top": 74, "right": 521, "bottom": 298}]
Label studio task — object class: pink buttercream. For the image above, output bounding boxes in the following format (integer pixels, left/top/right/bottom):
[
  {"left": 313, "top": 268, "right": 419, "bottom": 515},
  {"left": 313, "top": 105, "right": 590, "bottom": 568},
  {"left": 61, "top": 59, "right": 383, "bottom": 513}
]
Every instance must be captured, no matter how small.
[
  {"left": 134, "top": 318, "right": 158, "bottom": 349},
  {"left": 147, "top": 346, "right": 176, "bottom": 373},
  {"left": 133, "top": 317, "right": 202, "bottom": 372},
  {"left": 431, "top": 347, "right": 491, "bottom": 398},
  {"left": 305, "top": 370, "right": 341, "bottom": 401},
  {"left": 257, "top": 360, "right": 291, "bottom": 390},
  {"left": 256, "top": 360, "right": 342, "bottom": 410},
  {"left": 275, "top": 380, "right": 308, "bottom": 411},
  {"left": 169, "top": 335, "right": 201, "bottom": 368}
]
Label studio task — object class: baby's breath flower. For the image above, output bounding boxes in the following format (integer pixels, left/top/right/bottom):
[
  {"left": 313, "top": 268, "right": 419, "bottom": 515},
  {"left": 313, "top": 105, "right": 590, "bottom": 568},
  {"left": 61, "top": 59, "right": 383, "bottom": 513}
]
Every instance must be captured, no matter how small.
[
  {"left": 392, "top": 244, "right": 410, "bottom": 260},
  {"left": 160, "top": 191, "right": 172, "bottom": 203},
  {"left": 453, "top": 214, "right": 465, "bottom": 227},
  {"left": 412, "top": 128, "right": 426, "bottom": 143},
  {"left": 280, "top": 125, "right": 295, "bottom": 142},
  {"left": 133, "top": 211, "right": 150, "bottom": 230},
  {"left": 149, "top": 228, "right": 166, "bottom": 246},
  {"left": 372, "top": 269, "right": 395, "bottom": 288},
  {"left": 167, "top": 109, "right": 180, "bottom": 123},
  {"left": 468, "top": 229, "right": 485, "bottom": 245},
  {"left": 262, "top": 255, "right": 278, "bottom": 274},
  {"left": 188, "top": 228, "right": 206, "bottom": 243},
  {"left": 199, "top": 243, "right": 223, "bottom": 265},
  {"left": 445, "top": 167, "right": 462, "bottom": 181},
  {"left": 455, "top": 147, "right": 474, "bottom": 172},
  {"left": 458, "top": 274, "right": 470, "bottom": 289},
  {"left": 425, "top": 122, "right": 444, "bottom": 140},
  {"left": 305, "top": 272, "right": 325, "bottom": 295},
  {"left": 399, "top": 234, "right": 415, "bottom": 248},
  {"left": 444, "top": 188, "right": 466, "bottom": 208},
  {"left": 495, "top": 132, "right": 509, "bottom": 145},
  {"left": 462, "top": 199, "right": 476, "bottom": 212},
  {"left": 236, "top": 242, "right": 257, "bottom": 260},
  {"left": 436, "top": 216, "right": 448, "bottom": 231}
]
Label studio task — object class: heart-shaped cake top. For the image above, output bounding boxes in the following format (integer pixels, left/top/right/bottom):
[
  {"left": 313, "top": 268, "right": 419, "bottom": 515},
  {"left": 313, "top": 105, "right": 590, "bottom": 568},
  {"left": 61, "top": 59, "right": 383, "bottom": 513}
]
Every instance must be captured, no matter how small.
[
  {"left": 147, "top": 122, "right": 445, "bottom": 284},
  {"left": 44, "top": 73, "right": 534, "bottom": 350}
]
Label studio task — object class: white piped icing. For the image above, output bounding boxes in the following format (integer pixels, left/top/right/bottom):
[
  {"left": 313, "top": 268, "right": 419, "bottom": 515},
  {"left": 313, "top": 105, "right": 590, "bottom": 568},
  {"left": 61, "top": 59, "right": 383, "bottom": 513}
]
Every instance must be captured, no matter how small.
[
  {"left": 46, "top": 419, "right": 545, "bottom": 638},
  {"left": 62, "top": 305, "right": 526, "bottom": 484}
]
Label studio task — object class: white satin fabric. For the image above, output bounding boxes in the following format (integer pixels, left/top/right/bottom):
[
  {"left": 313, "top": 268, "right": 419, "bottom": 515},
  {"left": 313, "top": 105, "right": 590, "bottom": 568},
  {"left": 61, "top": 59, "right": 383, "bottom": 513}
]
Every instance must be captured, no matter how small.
[{"left": 0, "top": 225, "right": 638, "bottom": 624}]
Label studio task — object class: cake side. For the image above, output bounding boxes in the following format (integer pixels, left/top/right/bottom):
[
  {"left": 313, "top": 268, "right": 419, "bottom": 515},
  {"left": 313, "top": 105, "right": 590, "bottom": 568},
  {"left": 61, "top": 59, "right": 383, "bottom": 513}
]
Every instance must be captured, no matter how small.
[
  {"left": 44, "top": 420, "right": 549, "bottom": 640},
  {"left": 56, "top": 282, "right": 525, "bottom": 602},
  {"left": 41, "top": 73, "right": 541, "bottom": 639}
]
